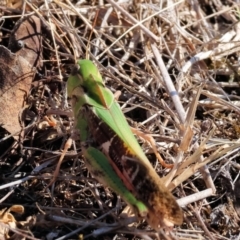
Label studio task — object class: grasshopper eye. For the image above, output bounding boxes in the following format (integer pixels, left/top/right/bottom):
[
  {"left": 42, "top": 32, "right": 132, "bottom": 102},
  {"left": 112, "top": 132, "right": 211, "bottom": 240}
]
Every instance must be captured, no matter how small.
[{"left": 71, "top": 64, "right": 80, "bottom": 75}]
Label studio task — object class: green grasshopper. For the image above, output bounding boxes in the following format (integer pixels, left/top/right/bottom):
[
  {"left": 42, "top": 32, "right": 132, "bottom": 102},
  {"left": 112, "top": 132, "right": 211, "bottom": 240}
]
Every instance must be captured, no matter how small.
[{"left": 67, "top": 59, "right": 183, "bottom": 229}]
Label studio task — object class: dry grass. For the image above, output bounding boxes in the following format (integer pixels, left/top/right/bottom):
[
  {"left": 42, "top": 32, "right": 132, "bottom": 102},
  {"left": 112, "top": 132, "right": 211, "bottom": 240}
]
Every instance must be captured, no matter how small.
[{"left": 1, "top": 0, "right": 240, "bottom": 239}]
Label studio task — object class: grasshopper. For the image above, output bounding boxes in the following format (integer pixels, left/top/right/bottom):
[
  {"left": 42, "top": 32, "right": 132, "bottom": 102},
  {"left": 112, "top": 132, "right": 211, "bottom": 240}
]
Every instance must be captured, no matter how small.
[{"left": 67, "top": 59, "right": 183, "bottom": 229}]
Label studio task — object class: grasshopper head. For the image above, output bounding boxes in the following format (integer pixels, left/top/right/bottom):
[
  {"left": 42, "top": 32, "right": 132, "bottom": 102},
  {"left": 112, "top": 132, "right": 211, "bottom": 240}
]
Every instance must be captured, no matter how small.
[
  {"left": 68, "top": 59, "right": 103, "bottom": 96},
  {"left": 77, "top": 59, "right": 104, "bottom": 90},
  {"left": 74, "top": 59, "right": 113, "bottom": 108}
]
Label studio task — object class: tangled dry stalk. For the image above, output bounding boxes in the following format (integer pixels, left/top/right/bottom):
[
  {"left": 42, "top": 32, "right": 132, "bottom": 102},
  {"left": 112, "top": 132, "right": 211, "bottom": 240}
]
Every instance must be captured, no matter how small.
[{"left": 1, "top": 0, "right": 240, "bottom": 239}]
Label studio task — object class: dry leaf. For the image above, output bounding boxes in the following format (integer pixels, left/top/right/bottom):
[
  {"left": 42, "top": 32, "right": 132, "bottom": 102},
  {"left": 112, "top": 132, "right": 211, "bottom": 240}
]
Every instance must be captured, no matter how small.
[
  {"left": 0, "top": 45, "right": 35, "bottom": 136},
  {"left": 0, "top": 16, "right": 42, "bottom": 136},
  {"left": 0, "top": 205, "right": 24, "bottom": 239},
  {"left": 8, "top": 15, "right": 42, "bottom": 67}
]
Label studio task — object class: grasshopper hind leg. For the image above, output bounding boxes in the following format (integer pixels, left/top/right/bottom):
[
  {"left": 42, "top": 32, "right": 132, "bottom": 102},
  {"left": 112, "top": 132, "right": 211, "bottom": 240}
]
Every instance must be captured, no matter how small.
[{"left": 83, "top": 145, "right": 149, "bottom": 218}]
